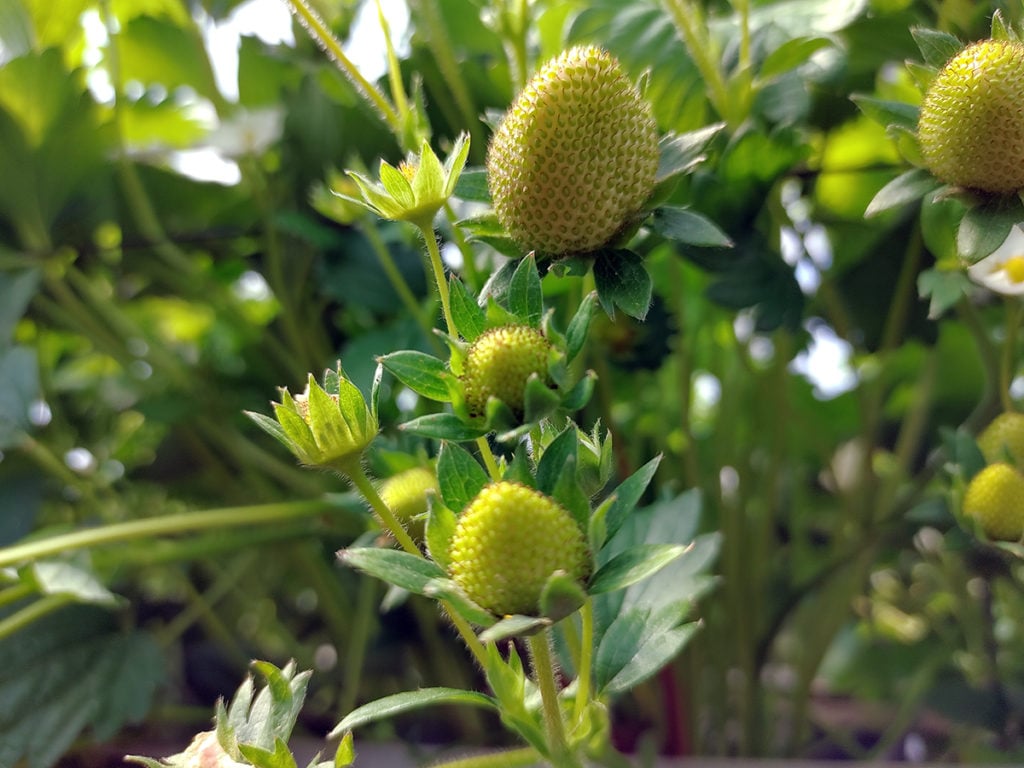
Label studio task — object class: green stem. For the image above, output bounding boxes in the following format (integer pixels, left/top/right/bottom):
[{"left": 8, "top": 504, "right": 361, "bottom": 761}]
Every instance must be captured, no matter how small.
[
  {"left": 662, "top": 0, "right": 734, "bottom": 124},
  {"left": 572, "top": 599, "right": 594, "bottom": 728},
  {"left": 0, "top": 594, "right": 75, "bottom": 641},
  {"left": 157, "top": 551, "right": 257, "bottom": 646},
  {"left": 0, "top": 583, "right": 35, "bottom": 610},
  {"left": 360, "top": 220, "right": 439, "bottom": 349},
  {"left": 410, "top": 0, "right": 485, "bottom": 158},
  {"left": 0, "top": 499, "right": 338, "bottom": 570},
  {"left": 343, "top": 462, "right": 421, "bottom": 555},
  {"left": 339, "top": 574, "right": 378, "bottom": 716},
  {"left": 286, "top": 0, "right": 400, "bottom": 131},
  {"left": 419, "top": 225, "right": 457, "bottom": 336},
  {"left": 1002, "top": 298, "right": 1022, "bottom": 413},
  {"left": 476, "top": 437, "right": 502, "bottom": 481},
  {"left": 444, "top": 202, "right": 482, "bottom": 291},
  {"left": 528, "top": 631, "right": 578, "bottom": 768},
  {"left": 430, "top": 747, "right": 540, "bottom": 768}
]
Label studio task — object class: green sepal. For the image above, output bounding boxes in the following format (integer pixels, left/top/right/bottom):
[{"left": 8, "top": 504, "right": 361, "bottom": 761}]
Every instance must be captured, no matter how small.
[
  {"left": 588, "top": 495, "right": 615, "bottom": 556},
  {"left": 759, "top": 36, "right": 833, "bottom": 79},
  {"left": 540, "top": 570, "right": 587, "bottom": 623},
  {"left": 850, "top": 94, "right": 919, "bottom": 132},
  {"left": 479, "top": 614, "right": 551, "bottom": 643},
  {"left": 237, "top": 738, "right": 297, "bottom": 768},
  {"left": 399, "top": 412, "right": 489, "bottom": 441},
  {"left": 378, "top": 350, "right": 453, "bottom": 402},
  {"left": 378, "top": 161, "right": 415, "bottom": 208},
  {"left": 482, "top": 645, "right": 549, "bottom": 758},
  {"left": 941, "top": 426, "right": 987, "bottom": 483},
  {"left": 958, "top": 198, "right": 1024, "bottom": 263},
  {"left": 905, "top": 60, "right": 937, "bottom": 92},
  {"left": 650, "top": 206, "right": 732, "bottom": 248},
  {"left": 551, "top": 454, "right": 589, "bottom": 530},
  {"left": 328, "top": 688, "right": 497, "bottom": 739},
  {"left": 536, "top": 427, "right": 577, "bottom": 497},
  {"left": 588, "top": 543, "right": 690, "bottom": 595},
  {"left": 911, "top": 26, "right": 962, "bottom": 69},
  {"left": 603, "top": 455, "right": 662, "bottom": 542},
  {"left": 338, "top": 547, "right": 446, "bottom": 594},
  {"left": 333, "top": 733, "right": 355, "bottom": 768},
  {"left": 560, "top": 371, "right": 596, "bottom": 413},
  {"left": 502, "top": 447, "right": 535, "bottom": 487},
  {"left": 437, "top": 440, "right": 489, "bottom": 513},
  {"left": 245, "top": 410, "right": 292, "bottom": 449},
  {"left": 449, "top": 276, "right": 487, "bottom": 342},
  {"left": 864, "top": 168, "right": 941, "bottom": 218},
  {"left": 425, "top": 494, "right": 457, "bottom": 572},
  {"left": 918, "top": 267, "right": 970, "bottom": 319},
  {"left": 453, "top": 166, "right": 491, "bottom": 202},
  {"left": 507, "top": 253, "right": 543, "bottom": 326},
  {"left": 888, "top": 123, "right": 924, "bottom": 167},
  {"left": 654, "top": 123, "right": 724, "bottom": 184},
  {"left": 565, "top": 291, "right": 598, "bottom": 363},
  {"left": 423, "top": 579, "right": 497, "bottom": 626},
  {"left": 522, "top": 374, "right": 561, "bottom": 423},
  {"left": 593, "top": 249, "right": 652, "bottom": 320}
]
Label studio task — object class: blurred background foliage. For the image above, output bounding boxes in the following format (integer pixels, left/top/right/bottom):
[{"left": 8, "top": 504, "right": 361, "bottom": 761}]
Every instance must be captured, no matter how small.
[{"left": 4, "top": 0, "right": 1024, "bottom": 764}]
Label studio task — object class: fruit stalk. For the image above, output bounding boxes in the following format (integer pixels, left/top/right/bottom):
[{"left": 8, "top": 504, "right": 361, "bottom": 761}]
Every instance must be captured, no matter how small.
[
  {"left": 528, "top": 631, "right": 580, "bottom": 768},
  {"left": 419, "top": 223, "right": 458, "bottom": 337}
]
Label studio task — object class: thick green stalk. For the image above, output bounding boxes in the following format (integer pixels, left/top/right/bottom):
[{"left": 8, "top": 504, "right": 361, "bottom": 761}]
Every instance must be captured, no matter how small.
[
  {"left": 431, "top": 747, "right": 540, "bottom": 768},
  {"left": 0, "top": 499, "right": 338, "bottom": 570},
  {"left": 1002, "top": 298, "right": 1022, "bottom": 412},
  {"left": 662, "top": 0, "right": 734, "bottom": 124},
  {"left": 338, "top": 574, "right": 378, "bottom": 716},
  {"left": 343, "top": 462, "right": 421, "bottom": 556},
  {"left": 419, "top": 225, "right": 458, "bottom": 336},
  {"left": 286, "top": 0, "right": 400, "bottom": 131},
  {"left": 528, "top": 632, "right": 579, "bottom": 768},
  {"left": 476, "top": 437, "right": 502, "bottom": 481}
]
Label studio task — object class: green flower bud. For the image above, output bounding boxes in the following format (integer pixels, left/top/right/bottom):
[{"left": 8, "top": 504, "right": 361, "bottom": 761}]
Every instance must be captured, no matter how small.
[
  {"left": 461, "top": 324, "right": 551, "bottom": 418},
  {"left": 487, "top": 45, "right": 659, "bottom": 254},
  {"left": 342, "top": 134, "right": 470, "bottom": 228},
  {"left": 918, "top": 40, "right": 1024, "bottom": 194},
  {"left": 448, "top": 481, "right": 589, "bottom": 616},
  {"left": 247, "top": 364, "right": 377, "bottom": 470}
]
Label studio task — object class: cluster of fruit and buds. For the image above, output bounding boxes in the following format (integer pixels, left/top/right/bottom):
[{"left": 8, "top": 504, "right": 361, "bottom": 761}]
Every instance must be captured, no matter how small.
[{"left": 230, "top": 44, "right": 721, "bottom": 768}]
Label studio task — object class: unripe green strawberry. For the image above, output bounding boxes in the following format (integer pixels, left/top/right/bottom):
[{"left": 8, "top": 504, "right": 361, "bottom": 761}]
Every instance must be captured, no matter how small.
[
  {"left": 918, "top": 40, "right": 1024, "bottom": 194},
  {"left": 379, "top": 466, "right": 438, "bottom": 540},
  {"left": 977, "top": 412, "right": 1024, "bottom": 466},
  {"left": 462, "top": 325, "right": 550, "bottom": 418},
  {"left": 448, "top": 481, "right": 589, "bottom": 616},
  {"left": 962, "top": 462, "right": 1024, "bottom": 541},
  {"left": 487, "top": 45, "right": 659, "bottom": 254}
]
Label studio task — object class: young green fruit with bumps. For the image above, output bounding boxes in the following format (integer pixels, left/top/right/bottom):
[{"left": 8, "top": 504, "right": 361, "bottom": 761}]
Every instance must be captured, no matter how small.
[
  {"left": 977, "top": 411, "right": 1024, "bottom": 466},
  {"left": 447, "top": 482, "right": 589, "bottom": 616},
  {"left": 962, "top": 462, "right": 1024, "bottom": 541},
  {"left": 487, "top": 45, "right": 659, "bottom": 255},
  {"left": 461, "top": 325, "right": 551, "bottom": 418},
  {"left": 379, "top": 467, "right": 438, "bottom": 540},
  {"left": 918, "top": 40, "right": 1024, "bottom": 194}
]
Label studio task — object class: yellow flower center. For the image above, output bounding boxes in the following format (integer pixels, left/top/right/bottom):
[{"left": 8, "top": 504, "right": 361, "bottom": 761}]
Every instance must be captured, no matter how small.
[
  {"left": 1004, "top": 255, "right": 1024, "bottom": 284},
  {"left": 398, "top": 161, "right": 418, "bottom": 183}
]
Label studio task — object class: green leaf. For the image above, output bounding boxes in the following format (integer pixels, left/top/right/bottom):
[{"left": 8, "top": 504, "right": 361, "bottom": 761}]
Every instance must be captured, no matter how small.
[
  {"left": 30, "top": 559, "right": 119, "bottom": 607},
  {"left": 0, "top": 268, "right": 40, "bottom": 343},
  {"left": 238, "top": 738, "right": 298, "bottom": 768},
  {"left": 118, "top": 15, "right": 219, "bottom": 101},
  {"left": 942, "top": 427, "right": 986, "bottom": 482},
  {"left": 593, "top": 249, "right": 652, "bottom": 320},
  {"left": 0, "top": 345, "right": 38, "bottom": 449},
  {"left": 425, "top": 495, "right": 457, "bottom": 572},
  {"left": 535, "top": 427, "right": 577, "bottom": 497},
  {"left": 759, "top": 36, "right": 833, "bottom": 79},
  {"left": 422, "top": 579, "right": 497, "bottom": 627},
  {"left": 560, "top": 372, "right": 596, "bottom": 413},
  {"left": 864, "top": 168, "right": 941, "bottom": 218},
  {"left": 507, "top": 253, "right": 543, "bottom": 326},
  {"left": 588, "top": 544, "right": 689, "bottom": 595},
  {"left": 565, "top": 291, "right": 597, "bottom": 363},
  {"left": 479, "top": 614, "right": 551, "bottom": 643},
  {"left": 437, "top": 441, "right": 489, "bottom": 513},
  {"left": 655, "top": 123, "right": 724, "bottom": 183},
  {"left": 378, "top": 350, "right": 452, "bottom": 402},
  {"left": 850, "top": 95, "right": 919, "bottom": 132},
  {"left": 338, "top": 548, "right": 446, "bottom": 594},
  {"left": 603, "top": 455, "right": 661, "bottom": 542},
  {"left": 329, "top": 688, "right": 497, "bottom": 739},
  {"left": 399, "top": 412, "right": 488, "bottom": 441},
  {"left": 452, "top": 167, "right": 491, "bottom": 203},
  {"left": 650, "top": 206, "right": 733, "bottom": 247},
  {"left": 449, "top": 276, "right": 487, "bottom": 342},
  {"left": 594, "top": 604, "right": 700, "bottom": 695},
  {"left": 0, "top": 604, "right": 163, "bottom": 768},
  {"left": 911, "top": 27, "right": 962, "bottom": 69},
  {"left": 957, "top": 200, "right": 1023, "bottom": 263},
  {"left": 918, "top": 268, "right": 970, "bottom": 320}
]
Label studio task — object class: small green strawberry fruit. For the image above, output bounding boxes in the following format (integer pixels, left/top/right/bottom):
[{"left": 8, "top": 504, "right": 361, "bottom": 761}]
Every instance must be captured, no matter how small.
[
  {"left": 462, "top": 325, "right": 551, "bottom": 418},
  {"left": 487, "top": 45, "right": 659, "bottom": 255},
  {"left": 918, "top": 40, "right": 1024, "bottom": 194},
  {"left": 977, "top": 412, "right": 1024, "bottom": 466},
  {"left": 448, "top": 481, "right": 589, "bottom": 616},
  {"left": 379, "top": 467, "right": 438, "bottom": 540},
  {"left": 962, "top": 462, "right": 1024, "bottom": 541}
]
